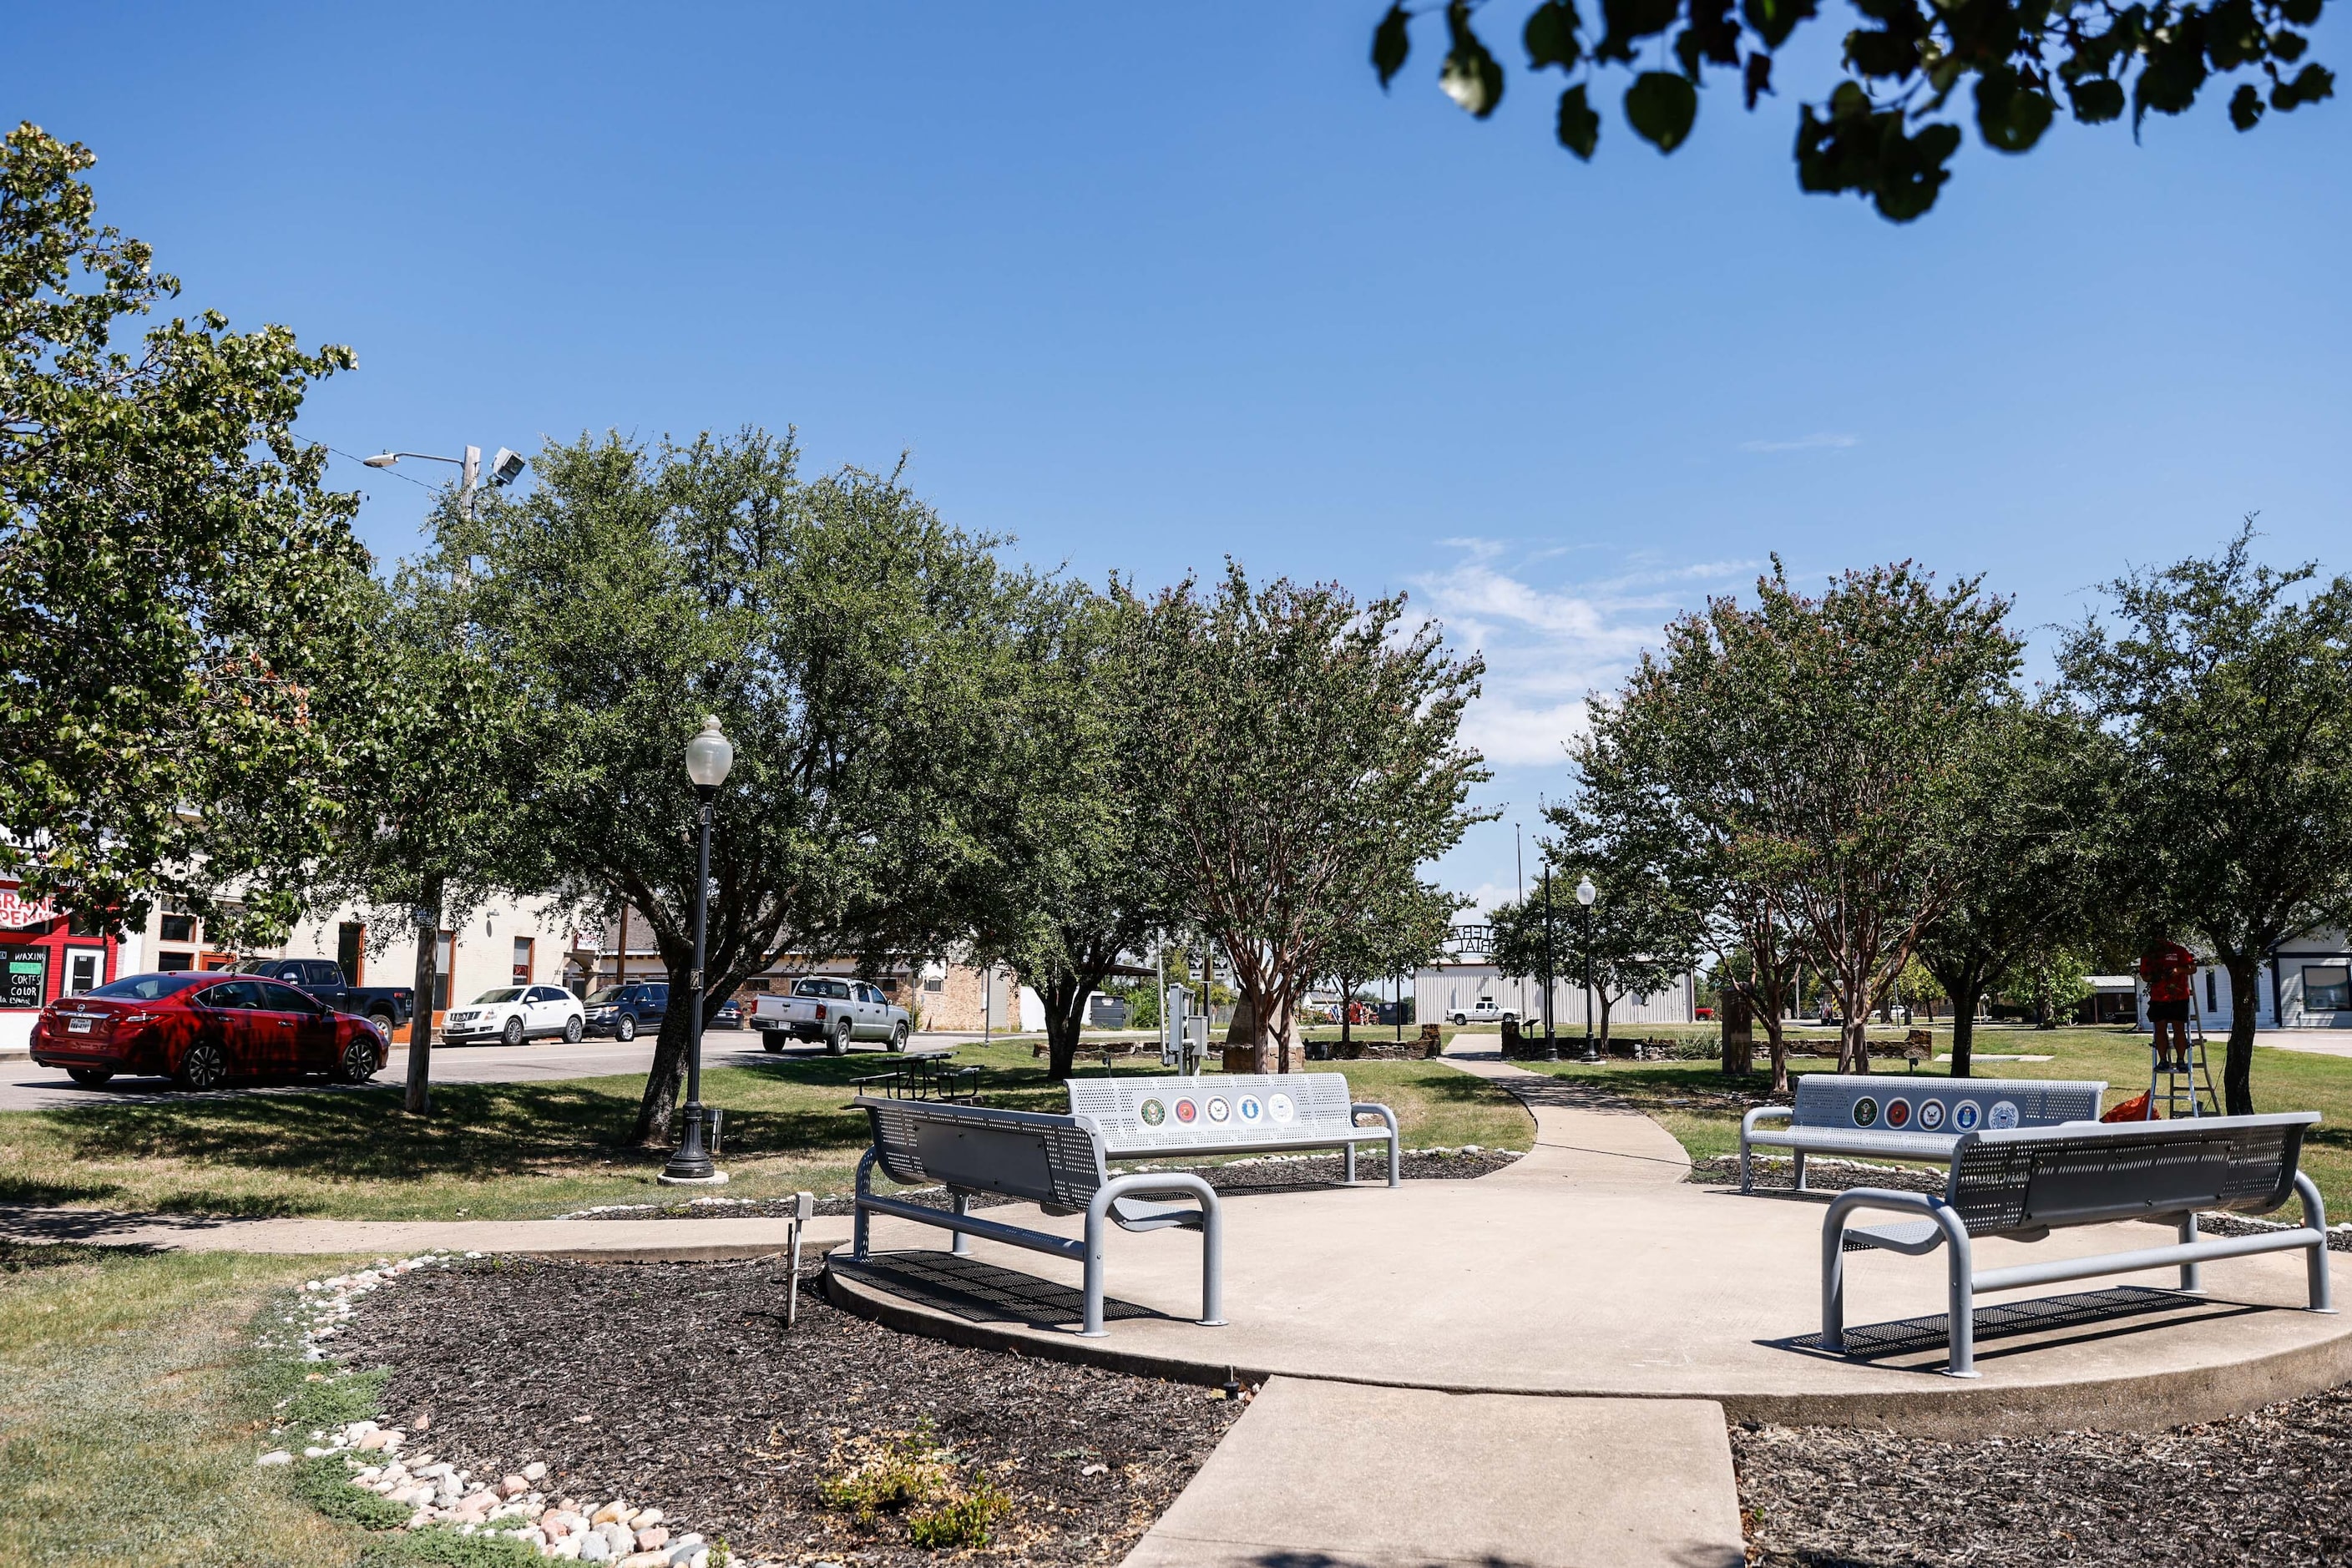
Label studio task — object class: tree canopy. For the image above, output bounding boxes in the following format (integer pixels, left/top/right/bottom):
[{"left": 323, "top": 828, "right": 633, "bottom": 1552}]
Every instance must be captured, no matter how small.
[
  {"left": 0, "top": 122, "right": 370, "bottom": 943},
  {"left": 1370, "top": 0, "right": 2333, "bottom": 220},
  {"left": 1129, "top": 565, "right": 1489, "bottom": 1072}
]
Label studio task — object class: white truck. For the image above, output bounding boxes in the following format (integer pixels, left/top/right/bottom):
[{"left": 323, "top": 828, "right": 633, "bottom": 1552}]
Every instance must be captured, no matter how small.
[
  {"left": 751, "top": 975, "right": 911, "bottom": 1055},
  {"left": 1448, "top": 996, "right": 1520, "bottom": 1027}
]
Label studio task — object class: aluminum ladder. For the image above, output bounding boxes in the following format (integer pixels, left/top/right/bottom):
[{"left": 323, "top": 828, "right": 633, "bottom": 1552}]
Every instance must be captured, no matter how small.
[{"left": 2146, "top": 992, "right": 2222, "bottom": 1118}]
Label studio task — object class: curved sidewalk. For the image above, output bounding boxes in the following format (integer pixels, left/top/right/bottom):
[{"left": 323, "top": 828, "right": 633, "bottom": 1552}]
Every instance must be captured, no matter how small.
[{"left": 830, "top": 1044, "right": 2352, "bottom": 1437}]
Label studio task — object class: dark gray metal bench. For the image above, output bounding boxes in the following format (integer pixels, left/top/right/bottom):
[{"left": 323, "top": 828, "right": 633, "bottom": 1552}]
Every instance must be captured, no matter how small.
[
  {"left": 1742, "top": 1075, "right": 2106, "bottom": 1192},
  {"left": 1823, "top": 1112, "right": 2332, "bottom": 1376},
  {"left": 1066, "top": 1073, "right": 1401, "bottom": 1186},
  {"left": 849, "top": 1095, "right": 1225, "bottom": 1338}
]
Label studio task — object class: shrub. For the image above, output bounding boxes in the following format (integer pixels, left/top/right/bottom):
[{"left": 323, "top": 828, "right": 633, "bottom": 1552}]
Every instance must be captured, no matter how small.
[{"left": 908, "top": 1481, "right": 1014, "bottom": 1549}]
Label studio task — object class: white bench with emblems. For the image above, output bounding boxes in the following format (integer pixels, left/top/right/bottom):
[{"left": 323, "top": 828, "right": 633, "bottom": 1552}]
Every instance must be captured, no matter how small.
[
  {"left": 1066, "top": 1074, "right": 1401, "bottom": 1186},
  {"left": 1739, "top": 1074, "right": 2106, "bottom": 1193}
]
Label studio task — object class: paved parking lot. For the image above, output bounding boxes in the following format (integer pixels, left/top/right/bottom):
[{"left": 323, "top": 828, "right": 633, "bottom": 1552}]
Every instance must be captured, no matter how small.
[{"left": 0, "top": 1030, "right": 988, "bottom": 1111}]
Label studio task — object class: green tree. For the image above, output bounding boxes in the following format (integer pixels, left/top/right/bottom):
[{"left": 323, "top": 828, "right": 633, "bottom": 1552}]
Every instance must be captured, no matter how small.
[
  {"left": 1368, "top": 0, "right": 2332, "bottom": 222},
  {"left": 1490, "top": 850, "right": 1705, "bottom": 1051},
  {"left": 1130, "top": 566, "right": 1490, "bottom": 1073},
  {"left": 964, "top": 586, "right": 1176, "bottom": 1081},
  {"left": 1318, "top": 878, "right": 1461, "bottom": 1052},
  {"left": 1913, "top": 701, "right": 2121, "bottom": 1075},
  {"left": 2058, "top": 524, "right": 2352, "bottom": 1113},
  {"left": 1607, "top": 560, "right": 2023, "bottom": 1074},
  {"left": 442, "top": 428, "right": 1024, "bottom": 1144},
  {"left": 1998, "top": 943, "right": 2097, "bottom": 1029},
  {"left": 0, "top": 123, "right": 369, "bottom": 943}
]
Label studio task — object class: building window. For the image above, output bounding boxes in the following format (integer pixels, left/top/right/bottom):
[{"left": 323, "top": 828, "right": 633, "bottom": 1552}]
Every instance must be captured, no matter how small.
[
  {"left": 68, "top": 909, "right": 104, "bottom": 937},
  {"left": 2, "top": 945, "right": 48, "bottom": 1009},
  {"left": 513, "top": 936, "right": 534, "bottom": 986},
  {"left": 2307, "top": 965, "right": 2352, "bottom": 1013},
  {"left": 159, "top": 913, "right": 196, "bottom": 943},
  {"left": 157, "top": 951, "right": 195, "bottom": 973},
  {"left": 434, "top": 931, "right": 455, "bottom": 1011},
  {"left": 2207, "top": 969, "right": 2218, "bottom": 1013},
  {"left": 337, "top": 922, "right": 367, "bottom": 985},
  {"left": 924, "top": 975, "right": 943, "bottom": 993}
]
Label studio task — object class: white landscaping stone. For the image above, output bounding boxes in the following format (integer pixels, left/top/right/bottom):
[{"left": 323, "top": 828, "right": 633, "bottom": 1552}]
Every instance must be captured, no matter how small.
[{"left": 256, "top": 1451, "right": 292, "bottom": 1467}]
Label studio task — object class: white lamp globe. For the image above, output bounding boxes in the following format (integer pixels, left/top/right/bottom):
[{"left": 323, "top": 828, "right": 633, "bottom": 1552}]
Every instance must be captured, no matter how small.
[
  {"left": 685, "top": 716, "right": 735, "bottom": 788},
  {"left": 1575, "top": 874, "right": 1597, "bottom": 907}
]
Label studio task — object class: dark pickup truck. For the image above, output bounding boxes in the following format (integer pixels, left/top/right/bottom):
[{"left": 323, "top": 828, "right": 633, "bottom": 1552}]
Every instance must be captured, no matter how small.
[{"left": 232, "top": 958, "right": 414, "bottom": 1035}]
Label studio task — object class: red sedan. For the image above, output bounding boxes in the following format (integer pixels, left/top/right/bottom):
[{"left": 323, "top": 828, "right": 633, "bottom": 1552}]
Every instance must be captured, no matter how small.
[{"left": 31, "top": 971, "right": 386, "bottom": 1091}]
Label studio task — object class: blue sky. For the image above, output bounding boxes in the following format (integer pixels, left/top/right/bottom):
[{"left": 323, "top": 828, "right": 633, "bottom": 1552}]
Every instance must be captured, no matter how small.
[{"left": 10, "top": 2, "right": 2346, "bottom": 912}]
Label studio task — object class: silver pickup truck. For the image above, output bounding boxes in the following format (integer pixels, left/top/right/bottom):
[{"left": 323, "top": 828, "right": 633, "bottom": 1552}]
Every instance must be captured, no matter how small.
[{"left": 752, "top": 975, "right": 911, "bottom": 1055}]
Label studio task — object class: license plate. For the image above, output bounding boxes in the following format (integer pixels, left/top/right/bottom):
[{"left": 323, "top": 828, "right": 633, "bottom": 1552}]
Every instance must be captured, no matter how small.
[{"left": 67, "top": 1017, "right": 93, "bottom": 1034}]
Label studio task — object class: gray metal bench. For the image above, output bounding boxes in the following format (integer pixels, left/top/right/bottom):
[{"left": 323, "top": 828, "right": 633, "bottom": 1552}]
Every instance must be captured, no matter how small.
[
  {"left": 1741, "top": 1075, "right": 2106, "bottom": 1192},
  {"left": 849, "top": 1095, "right": 1225, "bottom": 1338},
  {"left": 1066, "top": 1074, "right": 1402, "bottom": 1186},
  {"left": 1823, "top": 1112, "right": 2332, "bottom": 1377}
]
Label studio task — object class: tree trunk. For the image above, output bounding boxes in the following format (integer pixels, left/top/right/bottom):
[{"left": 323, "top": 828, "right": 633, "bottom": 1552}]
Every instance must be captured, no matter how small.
[
  {"left": 2223, "top": 953, "right": 2263, "bottom": 1116},
  {"left": 1223, "top": 993, "right": 1267, "bottom": 1074},
  {"left": 1041, "top": 971, "right": 1090, "bottom": 1081},
  {"left": 1948, "top": 979, "right": 1984, "bottom": 1079},
  {"left": 1597, "top": 993, "right": 1613, "bottom": 1052},
  {"left": 629, "top": 979, "right": 695, "bottom": 1147},
  {"left": 1721, "top": 991, "right": 1753, "bottom": 1075}
]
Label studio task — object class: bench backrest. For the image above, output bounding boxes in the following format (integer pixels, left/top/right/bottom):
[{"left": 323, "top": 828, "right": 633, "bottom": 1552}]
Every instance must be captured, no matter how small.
[
  {"left": 1946, "top": 1112, "right": 2318, "bottom": 1236},
  {"left": 1066, "top": 1074, "right": 1358, "bottom": 1155},
  {"left": 856, "top": 1096, "right": 1105, "bottom": 1211},
  {"left": 1790, "top": 1075, "right": 2105, "bottom": 1136}
]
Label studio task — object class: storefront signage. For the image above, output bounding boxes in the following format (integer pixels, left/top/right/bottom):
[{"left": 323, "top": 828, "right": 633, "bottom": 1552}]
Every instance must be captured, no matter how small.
[
  {"left": 2, "top": 945, "right": 48, "bottom": 1009},
  {"left": 0, "top": 886, "right": 57, "bottom": 930}
]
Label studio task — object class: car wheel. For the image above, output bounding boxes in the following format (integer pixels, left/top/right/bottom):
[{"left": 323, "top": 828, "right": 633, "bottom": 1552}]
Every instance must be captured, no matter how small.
[
  {"left": 615, "top": 1014, "right": 637, "bottom": 1042},
  {"left": 761, "top": 1030, "right": 784, "bottom": 1054},
  {"left": 890, "top": 1021, "right": 908, "bottom": 1052},
  {"left": 563, "top": 1014, "right": 584, "bottom": 1043},
  {"left": 65, "top": 1066, "right": 114, "bottom": 1088},
  {"left": 175, "top": 1042, "right": 228, "bottom": 1092},
  {"left": 1451, "top": 1013, "right": 1466, "bottom": 1025},
  {"left": 368, "top": 1010, "right": 396, "bottom": 1039},
  {"left": 337, "top": 1038, "right": 380, "bottom": 1084},
  {"left": 828, "top": 1018, "right": 852, "bottom": 1055},
  {"left": 502, "top": 1015, "right": 525, "bottom": 1047}
]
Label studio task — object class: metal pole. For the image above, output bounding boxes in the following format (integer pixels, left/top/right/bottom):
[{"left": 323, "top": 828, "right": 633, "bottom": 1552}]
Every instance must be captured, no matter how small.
[
  {"left": 1581, "top": 901, "right": 1596, "bottom": 1063},
  {"left": 663, "top": 785, "right": 718, "bottom": 1181},
  {"left": 1540, "top": 867, "right": 1557, "bottom": 1060}
]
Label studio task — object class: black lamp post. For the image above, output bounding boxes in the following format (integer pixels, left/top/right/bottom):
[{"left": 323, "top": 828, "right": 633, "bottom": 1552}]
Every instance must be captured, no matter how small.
[
  {"left": 662, "top": 716, "right": 734, "bottom": 1185},
  {"left": 1576, "top": 873, "right": 1598, "bottom": 1063}
]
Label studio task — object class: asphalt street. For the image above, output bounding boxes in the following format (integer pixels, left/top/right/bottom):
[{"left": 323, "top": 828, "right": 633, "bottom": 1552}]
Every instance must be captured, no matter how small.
[{"left": 0, "top": 1029, "right": 992, "bottom": 1112}]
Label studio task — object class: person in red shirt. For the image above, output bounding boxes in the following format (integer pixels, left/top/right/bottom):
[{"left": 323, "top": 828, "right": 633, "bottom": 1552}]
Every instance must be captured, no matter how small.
[{"left": 2140, "top": 938, "right": 2199, "bottom": 1070}]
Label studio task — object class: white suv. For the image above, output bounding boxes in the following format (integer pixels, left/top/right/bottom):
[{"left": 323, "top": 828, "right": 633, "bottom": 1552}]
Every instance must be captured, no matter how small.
[{"left": 441, "top": 984, "right": 585, "bottom": 1046}]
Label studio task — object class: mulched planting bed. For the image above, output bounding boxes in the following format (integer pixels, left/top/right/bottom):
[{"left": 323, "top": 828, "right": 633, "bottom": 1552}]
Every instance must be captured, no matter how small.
[
  {"left": 569, "top": 1148, "right": 1523, "bottom": 1220},
  {"left": 1689, "top": 1153, "right": 1948, "bottom": 1196},
  {"left": 341, "top": 1255, "right": 1244, "bottom": 1565},
  {"left": 1735, "top": 1383, "right": 2352, "bottom": 1566}
]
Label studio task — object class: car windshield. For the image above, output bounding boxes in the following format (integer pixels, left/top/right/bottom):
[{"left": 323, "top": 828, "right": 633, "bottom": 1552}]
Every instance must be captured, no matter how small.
[
  {"left": 473, "top": 988, "right": 526, "bottom": 1004},
  {"left": 86, "top": 973, "right": 208, "bottom": 1001},
  {"left": 584, "top": 987, "right": 623, "bottom": 1004}
]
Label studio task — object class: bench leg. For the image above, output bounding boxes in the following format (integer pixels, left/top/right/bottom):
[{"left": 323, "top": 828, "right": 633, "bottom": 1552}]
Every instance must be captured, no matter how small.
[
  {"left": 1945, "top": 1231, "right": 1978, "bottom": 1378},
  {"left": 1080, "top": 1210, "right": 1108, "bottom": 1338},
  {"left": 1820, "top": 1210, "right": 1849, "bottom": 1353},
  {"left": 1739, "top": 1136, "right": 1752, "bottom": 1194},
  {"left": 1200, "top": 1195, "right": 1227, "bottom": 1327},
  {"left": 1793, "top": 1150, "right": 1808, "bottom": 1192},
  {"left": 2177, "top": 1211, "right": 2203, "bottom": 1294},
  {"left": 852, "top": 1149, "right": 878, "bottom": 1260},
  {"left": 2299, "top": 1173, "right": 2334, "bottom": 1313},
  {"left": 951, "top": 1191, "right": 971, "bottom": 1257},
  {"left": 1344, "top": 1141, "right": 1355, "bottom": 1185}
]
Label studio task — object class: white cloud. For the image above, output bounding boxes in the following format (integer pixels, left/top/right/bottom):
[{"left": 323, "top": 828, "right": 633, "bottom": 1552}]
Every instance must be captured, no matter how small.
[
  {"left": 1412, "top": 543, "right": 1754, "bottom": 772},
  {"left": 1739, "top": 432, "right": 1859, "bottom": 453}
]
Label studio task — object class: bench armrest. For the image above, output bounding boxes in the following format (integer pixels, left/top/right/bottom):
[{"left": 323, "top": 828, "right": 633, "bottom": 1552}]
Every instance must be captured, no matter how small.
[
  {"left": 1743, "top": 1105, "right": 1793, "bottom": 1137},
  {"left": 1353, "top": 1103, "right": 1401, "bottom": 1186}
]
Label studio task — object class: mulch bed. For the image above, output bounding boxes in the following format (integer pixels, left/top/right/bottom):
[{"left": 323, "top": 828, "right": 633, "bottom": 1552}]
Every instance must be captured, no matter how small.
[
  {"left": 1688, "top": 1153, "right": 1948, "bottom": 1196},
  {"left": 1735, "top": 1384, "right": 2352, "bottom": 1566},
  {"left": 341, "top": 1255, "right": 1244, "bottom": 1565},
  {"left": 569, "top": 1148, "right": 1523, "bottom": 1220}
]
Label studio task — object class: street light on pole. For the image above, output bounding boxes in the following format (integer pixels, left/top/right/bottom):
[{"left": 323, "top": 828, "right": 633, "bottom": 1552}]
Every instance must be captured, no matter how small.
[
  {"left": 1540, "top": 866, "right": 1559, "bottom": 1061},
  {"left": 1576, "top": 873, "right": 1598, "bottom": 1063},
  {"left": 663, "top": 716, "right": 734, "bottom": 1185},
  {"left": 363, "top": 443, "right": 527, "bottom": 1116}
]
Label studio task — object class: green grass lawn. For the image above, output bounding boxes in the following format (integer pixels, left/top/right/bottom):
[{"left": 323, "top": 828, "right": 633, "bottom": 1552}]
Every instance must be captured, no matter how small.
[
  {"left": 1511, "top": 1022, "right": 2352, "bottom": 1213},
  {"left": 0, "top": 1041, "right": 1532, "bottom": 1222},
  {"left": 0, "top": 1241, "right": 375, "bottom": 1567}
]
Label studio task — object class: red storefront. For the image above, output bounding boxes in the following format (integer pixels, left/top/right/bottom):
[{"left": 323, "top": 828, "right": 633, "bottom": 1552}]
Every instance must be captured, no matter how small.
[{"left": 0, "top": 881, "right": 121, "bottom": 1055}]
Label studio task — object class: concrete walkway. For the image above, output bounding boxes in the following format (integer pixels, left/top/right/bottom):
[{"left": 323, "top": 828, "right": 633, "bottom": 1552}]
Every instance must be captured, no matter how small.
[
  {"left": 1120, "top": 1378, "right": 1743, "bottom": 1568},
  {"left": 0, "top": 1203, "right": 850, "bottom": 1261}
]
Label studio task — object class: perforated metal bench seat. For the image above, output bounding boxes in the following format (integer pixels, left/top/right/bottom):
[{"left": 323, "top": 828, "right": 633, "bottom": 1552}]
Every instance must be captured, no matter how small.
[
  {"left": 1741, "top": 1075, "right": 2106, "bottom": 1194},
  {"left": 849, "top": 1095, "right": 1227, "bottom": 1338},
  {"left": 1820, "top": 1111, "right": 2332, "bottom": 1376}
]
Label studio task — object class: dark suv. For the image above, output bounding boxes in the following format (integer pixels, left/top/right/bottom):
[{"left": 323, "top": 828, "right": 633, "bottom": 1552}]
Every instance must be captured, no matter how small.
[{"left": 583, "top": 981, "right": 668, "bottom": 1041}]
